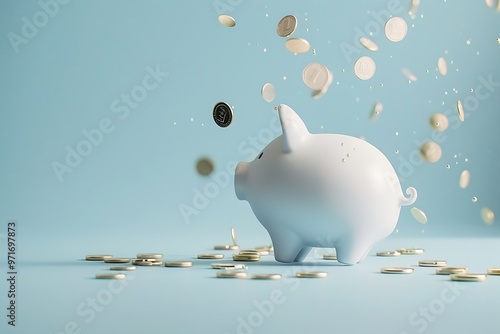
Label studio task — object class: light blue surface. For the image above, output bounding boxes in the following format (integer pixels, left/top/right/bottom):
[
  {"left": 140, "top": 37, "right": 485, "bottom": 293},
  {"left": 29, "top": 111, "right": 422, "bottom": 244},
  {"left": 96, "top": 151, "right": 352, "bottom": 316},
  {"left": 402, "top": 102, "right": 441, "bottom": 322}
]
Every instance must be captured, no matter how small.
[{"left": 1, "top": 1, "right": 500, "bottom": 333}]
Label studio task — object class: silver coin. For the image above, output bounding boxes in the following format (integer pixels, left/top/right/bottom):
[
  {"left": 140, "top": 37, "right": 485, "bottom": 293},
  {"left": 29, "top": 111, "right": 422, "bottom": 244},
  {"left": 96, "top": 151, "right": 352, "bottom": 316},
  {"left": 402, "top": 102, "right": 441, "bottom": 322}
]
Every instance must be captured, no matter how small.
[
  {"left": 231, "top": 227, "right": 238, "bottom": 246},
  {"left": 277, "top": 15, "right": 297, "bottom": 37},
  {"left": 354, "top": 56, "right": 376, "bottom": 80},
  {"left": 380, "top": 267, "right": 414, "bottom": 274},
  {"left": 96, "top": 273, "right": 126, "bottom": 279},
  {"left": 213, "top": 102, "right": 233, "bottom": 128}
]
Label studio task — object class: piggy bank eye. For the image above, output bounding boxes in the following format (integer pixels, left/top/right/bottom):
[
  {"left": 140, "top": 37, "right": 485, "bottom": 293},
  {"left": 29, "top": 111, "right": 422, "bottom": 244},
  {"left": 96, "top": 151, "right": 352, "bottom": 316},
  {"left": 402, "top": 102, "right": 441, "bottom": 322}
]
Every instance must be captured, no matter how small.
[{"left": 258, "top": 152, "right": 264, "bottom": 159}]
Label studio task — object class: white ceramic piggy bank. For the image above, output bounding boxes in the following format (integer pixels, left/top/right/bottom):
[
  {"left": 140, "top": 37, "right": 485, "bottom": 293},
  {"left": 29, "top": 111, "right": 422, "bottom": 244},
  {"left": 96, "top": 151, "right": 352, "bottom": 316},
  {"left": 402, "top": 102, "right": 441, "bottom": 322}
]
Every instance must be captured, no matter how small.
[{"left": 234, "top": 104, "right": 417, "bottom": 265}]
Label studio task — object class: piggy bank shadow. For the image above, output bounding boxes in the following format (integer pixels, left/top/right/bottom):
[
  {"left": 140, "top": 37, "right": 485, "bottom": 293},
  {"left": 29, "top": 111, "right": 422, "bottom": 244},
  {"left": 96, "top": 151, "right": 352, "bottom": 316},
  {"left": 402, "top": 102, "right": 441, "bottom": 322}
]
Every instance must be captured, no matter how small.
[{"left": 254, "top": 260, "right": 346, "bottom": 267}]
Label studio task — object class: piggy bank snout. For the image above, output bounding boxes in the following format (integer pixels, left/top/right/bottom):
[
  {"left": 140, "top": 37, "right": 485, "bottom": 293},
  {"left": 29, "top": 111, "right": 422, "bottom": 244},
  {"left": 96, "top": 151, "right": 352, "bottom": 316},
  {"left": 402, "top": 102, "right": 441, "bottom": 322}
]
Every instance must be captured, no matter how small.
[{"left": 234, "top": 162, "right": 249, "bottom": 200}]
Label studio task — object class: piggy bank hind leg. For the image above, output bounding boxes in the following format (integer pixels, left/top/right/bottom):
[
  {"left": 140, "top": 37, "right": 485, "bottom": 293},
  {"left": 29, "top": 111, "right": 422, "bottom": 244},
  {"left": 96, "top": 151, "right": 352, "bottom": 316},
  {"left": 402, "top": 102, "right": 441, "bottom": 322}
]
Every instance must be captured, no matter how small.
[
  {"left": 267, "top": 227, "right": 304, "bottom": 263},
  {"left": 335, "top": 236, "right": 373, "bottom": 265}
]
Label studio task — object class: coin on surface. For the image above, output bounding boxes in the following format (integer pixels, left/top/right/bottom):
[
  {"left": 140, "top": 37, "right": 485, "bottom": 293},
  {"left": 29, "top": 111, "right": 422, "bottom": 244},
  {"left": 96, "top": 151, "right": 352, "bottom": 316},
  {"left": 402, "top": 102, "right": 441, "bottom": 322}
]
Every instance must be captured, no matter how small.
[
  {"left": 96, "top": 273, "right": 126, "bottom": 279},
  {"left": 295, "top": 271, "right": 328, "bottom": 278},
  {"left": 86, "top": 255, "right": 113, "bottom": 261},
  {"left": 380, "top": 267, "right": 414, "bottom": 274},
  {"left": 450, "top": 273, "right": 486, "bottom": 282}
]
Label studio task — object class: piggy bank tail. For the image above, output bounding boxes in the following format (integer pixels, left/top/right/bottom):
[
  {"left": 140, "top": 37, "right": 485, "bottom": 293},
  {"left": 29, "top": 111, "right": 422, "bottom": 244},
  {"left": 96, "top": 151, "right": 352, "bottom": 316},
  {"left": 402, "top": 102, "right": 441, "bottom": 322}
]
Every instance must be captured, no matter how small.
[{"left": 400, "top": 187, "right": 417, "bottom": 206}]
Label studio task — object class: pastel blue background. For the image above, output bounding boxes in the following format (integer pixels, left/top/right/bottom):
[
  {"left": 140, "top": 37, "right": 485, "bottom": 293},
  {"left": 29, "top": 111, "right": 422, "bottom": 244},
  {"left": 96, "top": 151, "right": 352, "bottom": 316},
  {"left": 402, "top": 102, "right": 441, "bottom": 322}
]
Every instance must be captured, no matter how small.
[{"left": 1, "top": 1, "right": 500, "bottom": 334}]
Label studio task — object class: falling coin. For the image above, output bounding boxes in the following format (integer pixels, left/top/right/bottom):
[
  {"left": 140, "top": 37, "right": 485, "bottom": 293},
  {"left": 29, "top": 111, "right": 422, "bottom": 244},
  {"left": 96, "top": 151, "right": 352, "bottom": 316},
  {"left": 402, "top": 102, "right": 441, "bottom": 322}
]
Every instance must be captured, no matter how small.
[
  {"left": 261, "top": 83, "right": 276, "bottom": 102},
  {"left": 218, "top": 14, "right": 236, "bottom": 28},
  {"left": 285, "top": 38, "right": 311, "bottom": 54},
  {"left": 430, "top": 113, "right": 449, "bottom": 132},
  {"left": 401, "top": 68, "right": 418, "bottom": 81},
  {"left": 384, "top": 17, "right": 408, "bottom": 42},
  {"left": 354, "top": 56, "right": 376, "bottom": 80},
  {"left": 277, "top": 15, "right": 297, "bottom": 37},
  {"left": 213, "top": 102, "right": 233, "bottom": 128},
  {"left": 231, "top": 227, "right": 238, "bottom": 246},
  {"left": 409, "top": 0, "right": 420, "bottom": 15},
  {"left": 302, "top": 63, "right": 331, "bottom": 91},
  {"left": 459, "top": 170, "right": 470, "bottom": 189},
  {"left": 196, "top": 158, "right": 214, "bottom": 176},
  {"left": 410, "top": 207, "right": 428, "bottom": 224},
  {"left": 359, "top": 37, "right": 379, "bottom": 52},
  {"left": 370, "top": 102, "right": 383, "bottom": 120},
  {"left": 438, "top": 57, "right": 448, "bottom": 76},
  {"left": 420, "top": 141, "right": 442, "bottom": 163},
  {"left": 481, "top": 207, "right": 495, "bottom": 224},
  {"left": 457, "top": 100, "right": 465, "bottom": 122}
]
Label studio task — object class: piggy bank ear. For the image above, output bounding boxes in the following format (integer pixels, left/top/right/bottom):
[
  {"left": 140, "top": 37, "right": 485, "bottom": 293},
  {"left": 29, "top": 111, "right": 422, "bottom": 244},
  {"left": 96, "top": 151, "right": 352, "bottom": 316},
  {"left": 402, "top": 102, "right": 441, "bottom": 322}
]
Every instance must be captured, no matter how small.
[{"left": 278, "top": 104, "right": 309, "bottom": 153}]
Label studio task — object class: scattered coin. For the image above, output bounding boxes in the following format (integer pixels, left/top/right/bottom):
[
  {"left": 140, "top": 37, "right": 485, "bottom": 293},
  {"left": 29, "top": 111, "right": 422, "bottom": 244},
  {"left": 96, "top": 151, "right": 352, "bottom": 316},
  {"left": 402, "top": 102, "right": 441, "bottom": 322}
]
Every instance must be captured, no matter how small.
[
  {"left": 401, "top": 68, "right": 418, "bottom": 81},
  {"left": 218, "top": 14, "right": 236, "bottom": 28},
  {"left": 380, "top": 267, "right": 414, "bottom": 274},
  {"left": 438, "top": 57, "right": 448, "bottom": 76},
  {"left": 397, "top": 248, "right": 425, "bottom": 255},
  {"left": 96, "top": 273, "right": 126, "bottom": 279},
  {"left": 370, "top": 102, "right": 383, "bottom": 121},
  {"left": 420, "top": 141, "right": 442, "bottom": 163},
  {"left": 213, "top": 102, "right": 233, "bottom": 128},
  {"left": 285, "top": 38, "right": 311, "bottom": 54},
  {"left": 436, "top": 267, "right": 468, "bottom": 275},
  {"left": 410, "top": 207, "right": 428, "bottom": 224},
  {"left": 296, "top": 271, "right": 328, "bottom": 278},
  {"left": 457, "top": 100, "right": 465, "bottom": 122},
  {"left": 211, "top": 263, "right": 247, "bottom": 270},
  {"left": 430, "top": 113, "right": 449, "bottom": 132},
  {"left": 419, "top": 260, "right": 447, "bottom": 267},
  {"left": 376, "top": 251, "right": 401, "bottom": 257},
  {"left": 137, "top": 253, "right": 163, "bottom": 259},
  {"left": 261, "top": 83, "right": 276, "bottom": 102},
  {"left": 104, "top": 258, "right": 131, "bottom": 264},
  {"left": 214, "top": 245, "right": 240, "bottom": 250},
  {"left": 481, "top": 207, "right": 495, "bottom": 224},
  {"left": 132, "top": 259, "right": 163, "bottom": 266},
  {"left": 487, "top": 268, "right": 500, "bottom": 275},
  {"left": 86, "top": 255, "right": 113, "bottom": 261},
  {"left": 198, "top": 254, "right": 224, "bottom": 259},
  {"left": 384, "top": 17, "right": 408, "bottom": 42},
  {"left": 231, "top": 227, "right": 238, "bottom": 246},
  {"left": 232, "top": 254, "right": 261, "bottom": 262},
  {"left": 110, "top": 266, "right": 136, "bottom": 271},
  {"left": 255, "top": 245, "right": 273, "bottom": 253},
  {"left": 359, "top": 37, "right": 379, "bottom": 52},
  {"left": 164, "top": 261, "right": 193, "bottom": 268},
  {"left": 252, "top": 274, "right": 282, "bottom": 280},
  {"left": 238, "top": 249, "right": 259, "bottom": 254},
  {"left": 450, "top": 273, "right": 487, "bottom": 282},
  {"left": 459, "top": 170, "right": 470, "bottom": 189},
  {"left": 302, "top": 63, "right": 331, "bottom": 91},
  {"left": 277, "top": 15, "right": 297, "bottom": 37},
  {"left": 216, "top": 270, "right": 248, "bottom": 279},
  {"left": 323, "top": 254, "right": 338, "bottom": 260},
  {"left": 354, "top": 56, "right": 376, "bottom": 80},
  {"left": 409, "top": 0, "right": 420, "bottom": 15},
  {"left": 196, "top": 158, "right": 214, "bottom": 176}
]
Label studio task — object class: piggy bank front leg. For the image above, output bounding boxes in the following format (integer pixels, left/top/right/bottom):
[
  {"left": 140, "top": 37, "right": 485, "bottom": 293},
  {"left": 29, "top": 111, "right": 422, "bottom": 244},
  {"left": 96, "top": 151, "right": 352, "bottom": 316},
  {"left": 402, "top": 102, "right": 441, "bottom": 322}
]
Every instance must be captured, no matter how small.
[
  {"left": 294, "top": 247, "right": 313, "bottom": 262},
  {"left": 267, "top": 227, "right": 304, "bottom": 263},
  {"left": 335, "top": 236, "right": 373, "bottom": 265}
]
